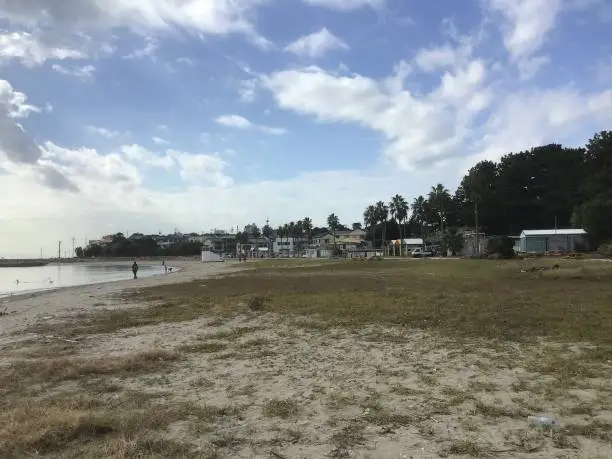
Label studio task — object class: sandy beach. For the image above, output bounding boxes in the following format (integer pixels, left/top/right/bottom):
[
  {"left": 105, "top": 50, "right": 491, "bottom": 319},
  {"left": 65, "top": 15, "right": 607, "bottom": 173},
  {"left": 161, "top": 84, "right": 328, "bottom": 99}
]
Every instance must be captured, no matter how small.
[
  {"left": 0, "top": 260, "right": 244, "bottom": 343},
  {"left": 1, "top": 258, "right": 611, "bottom": 458}
]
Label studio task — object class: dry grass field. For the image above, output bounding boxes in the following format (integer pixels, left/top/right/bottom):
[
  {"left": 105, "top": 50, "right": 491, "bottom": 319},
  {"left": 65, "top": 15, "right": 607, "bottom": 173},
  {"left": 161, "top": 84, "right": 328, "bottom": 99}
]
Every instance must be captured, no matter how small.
[{"left": 2, "top": 258, "right": 612, "bottom": 458}]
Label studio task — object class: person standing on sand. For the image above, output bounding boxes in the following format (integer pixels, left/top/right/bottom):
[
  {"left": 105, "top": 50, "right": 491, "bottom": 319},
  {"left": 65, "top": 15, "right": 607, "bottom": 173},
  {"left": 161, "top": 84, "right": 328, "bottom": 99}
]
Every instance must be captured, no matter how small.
[
  {"left": 162, "top": 259, "right": 168, "bottom": 274},
  {"left": 132, "top": 261, "right": 139, "bottom": 279}
]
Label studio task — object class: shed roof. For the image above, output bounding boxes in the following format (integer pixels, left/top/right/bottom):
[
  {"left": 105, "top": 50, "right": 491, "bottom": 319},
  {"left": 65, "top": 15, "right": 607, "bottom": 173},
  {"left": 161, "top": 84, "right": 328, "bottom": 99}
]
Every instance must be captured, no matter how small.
[
  {"left": 405, "top": 238, "right": 424, "bottom": 245},
  {"left": 520, "top": 229, "right": 587, "bottom": 237}
]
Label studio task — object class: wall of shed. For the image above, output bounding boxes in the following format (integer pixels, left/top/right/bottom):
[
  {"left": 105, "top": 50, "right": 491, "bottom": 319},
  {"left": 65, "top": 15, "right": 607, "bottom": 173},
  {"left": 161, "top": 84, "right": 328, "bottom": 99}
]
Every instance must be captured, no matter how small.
[{"left": 519, "top": 235, "right": 587, "bottom": 253}]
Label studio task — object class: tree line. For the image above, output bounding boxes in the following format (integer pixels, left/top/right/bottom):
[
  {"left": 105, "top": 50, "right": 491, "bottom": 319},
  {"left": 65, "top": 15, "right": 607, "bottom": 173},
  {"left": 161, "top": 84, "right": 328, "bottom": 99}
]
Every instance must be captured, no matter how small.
[
  {"left": 76, "top": 233, "right": 202, "bottom": 258},
  {"left": 356, "top": 130, "right": 611, "bottom": 249},
  {"left": 267, "top": 130, "right": 611, "bottom": 252},
  {"left": 77, "top": 130, "right": 611, "bottom": 257}
]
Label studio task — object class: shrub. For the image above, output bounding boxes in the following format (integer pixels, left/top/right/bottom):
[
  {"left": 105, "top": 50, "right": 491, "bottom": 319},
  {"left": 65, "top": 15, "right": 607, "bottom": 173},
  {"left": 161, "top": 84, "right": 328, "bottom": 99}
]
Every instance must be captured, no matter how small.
[
  {"left": 486, "top": 237, "right": 515, "bottom": 259},
  {"left": 247, "top": 295, "right": 268, "bottom": 311},
  {"left": 597, "top": 243, "right": 612, "bottom": 258}
]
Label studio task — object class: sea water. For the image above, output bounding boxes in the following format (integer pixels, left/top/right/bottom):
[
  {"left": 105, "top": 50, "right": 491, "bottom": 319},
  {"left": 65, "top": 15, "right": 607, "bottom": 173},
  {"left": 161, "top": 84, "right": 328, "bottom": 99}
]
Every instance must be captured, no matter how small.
[{"left": 0, "top": 262, "right": 165, "bottom": 297}]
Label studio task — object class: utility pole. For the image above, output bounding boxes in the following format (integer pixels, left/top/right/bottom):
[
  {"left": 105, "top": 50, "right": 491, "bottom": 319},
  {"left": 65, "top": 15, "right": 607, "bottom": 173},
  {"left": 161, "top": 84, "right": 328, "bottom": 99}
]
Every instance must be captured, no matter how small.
[
  {"left": 474, "top": 197, "right": 479, "bottom": 256},
  {"left": 58, "top": 241, "right": 62, "bottom": 262},
  {"left": 72, "top": 237, "right": 75, "bottom": 258}
]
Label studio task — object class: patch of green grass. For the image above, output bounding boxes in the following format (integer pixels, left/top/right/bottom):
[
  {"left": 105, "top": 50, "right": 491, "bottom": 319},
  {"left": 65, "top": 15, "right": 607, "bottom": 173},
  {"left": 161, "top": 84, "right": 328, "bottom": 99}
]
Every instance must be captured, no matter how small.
[
  {"left": 329, "top": 422, "right": 366, "bottom": 458},
  {"left": 178, "top": 341, "right": 227, "bottom": 354},
  {"left": 206, "top": 327, "right": 260, "bottom": 341},
  {"left": 210, "top": 433, "right": 244, "bottom": 449},
  {"left": 326, "top": 392, "right": 358, "bottom": 410},
  {"left": 269, "top": 428, "right": 303, "bottom": 446},
  {"left": 1, "top": 350, "right": 180, "bottom": 395},
  {"left": 226, "top": 383, "right": 257, "bottom": 397},
  {"left": 389, "top": 385, "right": 424, "bottom": 396},
  {"left": 468, "top": 380, "right": 499, "bottom": 393},
  {"left": 441, "top": 387, "right": 473, "bottom": 406},
  {"left": 136, "top": 259, "right": 612, "bottom": 344},
  {"left": 418, "top": 374, "right": 439, "bottom": 386},
  {"left": 563, "top": 420, "right": 612, "bottom": 443},
  {"left": 262, "top": 399, "right": 300, "bottom": 419},
  {"left": 447, "top": 439, "right": 485, "bottom": 457},
  {"left": 473, "top": 401, "right": 526, "bottom": 419},
  {"left": 33, "top": 298, "right": 216, "bottom": 337},
  {"left": 237, "top": 337, "right": 272, "bottom": 348},
  {"left": 0, "top": 391, "right": 239, "bottom": 458},
  {"left": 363, "top": 412, "right": 414, "bottom": 427}
]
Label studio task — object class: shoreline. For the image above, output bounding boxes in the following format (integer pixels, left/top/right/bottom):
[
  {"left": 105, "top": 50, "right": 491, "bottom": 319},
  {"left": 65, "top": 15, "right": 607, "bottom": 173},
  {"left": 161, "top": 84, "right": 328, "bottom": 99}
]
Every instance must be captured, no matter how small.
[
  {"left": 0, "top": 260, "right": 245, "bottom": 342},
  {"left": 0, "top": 262, "right": 182, "bottom": 302}
]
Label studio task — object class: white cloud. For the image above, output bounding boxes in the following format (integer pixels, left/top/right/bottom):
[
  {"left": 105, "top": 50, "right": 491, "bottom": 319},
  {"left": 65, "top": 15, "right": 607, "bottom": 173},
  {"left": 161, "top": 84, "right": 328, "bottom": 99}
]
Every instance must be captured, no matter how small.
[
  {"left": 485, "top": 0, "right": 562, "bottom": 78},
  {"left": 0, "top": 31, "right": 87, "bottom": 67},
  {"left": 120, "top": 144, "right": 174, "bottom": 169},
  {"left": 215, "top": 114, "right": 252, "bottom": 129},
  {"left": 42, "top": 142, "right": 142, "bottom": 186},
  {"left": 0, "top": 80, "right": 41, "bottom": 119},
  {"left": 0, "top": 0, "right": 272, "bottom": 48},
  {"left": 262, "top": 59, "right": 490, "bottom": 169},
  {"left": 414, "top": 42, "right": 473, "bottom": 72},
  {"left": 0, "top": 79, "right": 77, "bottom": 192},
  {"left": 285, "top": 28, "right": 349, "bottom": 58},
  {"left": 258, "top": 126, "right": 288, "bottom": 135},
  {"left": 169, "top": 150, "right": 233, "bottom": 187},
  {"left": 51, "top": 64, "right": 96, "bottom": 81},
  {"left": 303, "top": 0, "right": 384, "bottom": 11},
  {"left": 238, "top": 79, "right": 258, "bottom": 103},
  {"left": 119, "top": 144, "right": 232, "bottom": 187},
  {"left": 215, "top": 114, "right": 287, "bottom": 135},
  {"left": 86, "top": 125, "right": 125, "bottom": 138},
  {"left": 472, "top": 87, "right": 612, "bottom": 164},
  {"left": 0, "top": 79, "right": 42, "bottom": 164},
  {"left": 152, "top": 136, "right": 170, "bottom": 145},
  {"left": 176, "top": 56, "right": 197, "bottom": 66},
  {"left": 123, "top": 37, "right": 158, "bottom": 60}
]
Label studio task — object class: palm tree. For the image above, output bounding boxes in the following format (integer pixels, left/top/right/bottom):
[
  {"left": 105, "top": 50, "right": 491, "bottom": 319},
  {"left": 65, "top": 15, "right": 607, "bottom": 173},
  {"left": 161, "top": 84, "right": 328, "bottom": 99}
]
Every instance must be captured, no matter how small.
[
  {"left": 389, "top": 194, "right": 408, "bottom": 256},
  {"left": 302, "top": 217, "right": 313, "bottom": 245},
  {"left": 363, "top": 205, "right": 377, "bottom": 249},
  {"left": 412, "top": 196, "right": 427, "bottom": 237},
  {"left": 428, "top": 184, "right": 451, "bottom": 235},
  {"left": 375, "top": 201, "right": 388, "bottom": 255},
  {"left": 327, "top": 213, "right": 340, "bottom": 251},
  {"left": 443, "top": 227, "right": 464, "bottom": 256}
]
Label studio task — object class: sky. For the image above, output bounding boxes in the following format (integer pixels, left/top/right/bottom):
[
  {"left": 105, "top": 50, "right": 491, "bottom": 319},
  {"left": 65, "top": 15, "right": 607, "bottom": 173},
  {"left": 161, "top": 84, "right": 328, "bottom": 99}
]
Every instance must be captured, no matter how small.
[{"left": 1, "top": 0, "right": 612, "bottom": 257}]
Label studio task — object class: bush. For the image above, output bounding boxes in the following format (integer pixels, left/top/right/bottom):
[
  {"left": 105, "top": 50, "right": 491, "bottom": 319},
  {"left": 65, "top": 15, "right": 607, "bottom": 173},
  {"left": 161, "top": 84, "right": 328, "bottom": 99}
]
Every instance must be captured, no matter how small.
[
  {"left": 485, "top": 237, "right": 515, "bottom": 259},
  {"left": 597, "top": 243, "right": 612, "bottom": 258},
  {"left": 247, "top": 295, "right": 268, "bottom": 311}
]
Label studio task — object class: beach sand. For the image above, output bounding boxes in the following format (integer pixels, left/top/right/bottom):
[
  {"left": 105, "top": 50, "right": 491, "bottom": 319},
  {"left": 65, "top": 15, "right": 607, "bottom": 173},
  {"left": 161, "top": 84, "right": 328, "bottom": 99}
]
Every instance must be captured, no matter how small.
[
  {"left": 0, "top": 260, "right": 244, "bottom": 343},
  {"left": 2, "top": 259, "right": 611, "bottom": 458}
]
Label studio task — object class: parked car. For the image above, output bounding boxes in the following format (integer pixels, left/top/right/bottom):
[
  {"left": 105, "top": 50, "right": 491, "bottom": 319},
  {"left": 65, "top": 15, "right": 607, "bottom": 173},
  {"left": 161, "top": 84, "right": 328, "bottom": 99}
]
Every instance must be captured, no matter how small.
[{"left": 411, "top": 247, "right": 433, "bottom": 258}]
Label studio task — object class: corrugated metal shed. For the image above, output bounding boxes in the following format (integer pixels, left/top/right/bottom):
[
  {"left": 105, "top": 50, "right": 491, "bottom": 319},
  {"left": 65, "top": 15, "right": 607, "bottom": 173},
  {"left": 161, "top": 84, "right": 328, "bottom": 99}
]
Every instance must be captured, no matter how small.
[
  {"left": 402, "top": 238, "right": 424, "bottom": 245},
  {"left": 520, "top": 229, "right": 587, "bottom": 237}
]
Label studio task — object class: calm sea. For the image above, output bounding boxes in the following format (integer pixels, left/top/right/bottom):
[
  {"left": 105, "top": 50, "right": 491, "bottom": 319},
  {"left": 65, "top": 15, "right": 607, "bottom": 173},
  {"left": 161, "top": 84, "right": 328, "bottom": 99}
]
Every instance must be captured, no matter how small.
[{"left": 0, "top": 262, "right": 166, "bottom": 297}]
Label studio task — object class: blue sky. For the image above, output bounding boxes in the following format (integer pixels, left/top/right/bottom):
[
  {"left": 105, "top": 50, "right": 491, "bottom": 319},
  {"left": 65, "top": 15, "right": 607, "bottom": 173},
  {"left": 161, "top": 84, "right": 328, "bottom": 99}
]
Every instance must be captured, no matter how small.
[{"left": 1, "top": 0, "right": 612, "bottom": 257}]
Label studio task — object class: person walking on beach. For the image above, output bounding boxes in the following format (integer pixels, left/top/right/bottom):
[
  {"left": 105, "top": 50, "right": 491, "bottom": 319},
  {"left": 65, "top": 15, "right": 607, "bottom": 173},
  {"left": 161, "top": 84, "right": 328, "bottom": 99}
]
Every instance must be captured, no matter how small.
[
  {"left": 162, "top": 259, "right": 168, "bottom": 275},
  {"left": 132, "top": 261, "right": 139, "bottom": 279}
]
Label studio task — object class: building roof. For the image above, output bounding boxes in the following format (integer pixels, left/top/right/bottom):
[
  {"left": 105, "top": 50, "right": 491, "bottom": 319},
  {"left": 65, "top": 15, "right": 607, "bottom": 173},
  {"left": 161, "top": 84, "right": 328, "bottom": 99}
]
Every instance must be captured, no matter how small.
[
  {"left": 403, "top": 238, "right": 424, "bottom": 245},
  {"left": 520, "top": 229, "right": 587, "bottom": 237}
]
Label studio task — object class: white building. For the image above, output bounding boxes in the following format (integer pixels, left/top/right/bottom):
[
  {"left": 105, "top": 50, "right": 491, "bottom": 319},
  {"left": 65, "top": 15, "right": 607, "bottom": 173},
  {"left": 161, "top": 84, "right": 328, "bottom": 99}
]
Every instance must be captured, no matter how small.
[
  {"left": 273, "top": 237, "right": 302, "bottom": 257},
  {"left": 518, "top": 229, "right": 588, "bottom": 254}
]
